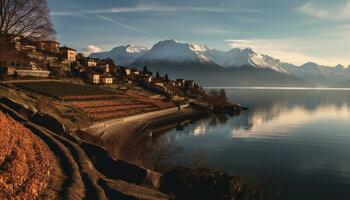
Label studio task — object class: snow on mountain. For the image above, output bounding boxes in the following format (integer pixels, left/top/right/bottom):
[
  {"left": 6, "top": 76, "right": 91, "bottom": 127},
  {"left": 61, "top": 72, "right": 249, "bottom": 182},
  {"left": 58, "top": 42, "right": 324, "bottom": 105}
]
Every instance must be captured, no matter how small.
[
  {"left": 89, "top": 39, "right": 349, "bottom": 84},
  {"left": 207, "top": 47, "right": 290, "bottom": 73},
  {"left": 136, "top": 39, "right": 290, "bottom": 73},
  {"left": 89, "top": 39, "right": 297, "bottom": 75},
  {"left": 206, "top": 48, "right": 252, "bottom": 67},
  {"left": 248, "top": 54, "right": 291, "bottom": 73},
  {"left": 90, "top": 45, "right": 148, "bottom": 66},
  {"left": 136, "top": 39, "right": 212, "bottom": 63},
  {"left": 275, "top": 62, "right": 350, "bottom": 84},
  {"left": 212, "top": 48, "right": 350, "bottom": 82}
]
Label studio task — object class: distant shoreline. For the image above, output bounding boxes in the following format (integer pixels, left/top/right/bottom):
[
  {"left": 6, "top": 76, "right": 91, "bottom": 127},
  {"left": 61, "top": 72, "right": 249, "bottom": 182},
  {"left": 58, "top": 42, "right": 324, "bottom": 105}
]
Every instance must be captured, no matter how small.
[{"left": 204, "top": 86, "right": 350, "bottom": 91}]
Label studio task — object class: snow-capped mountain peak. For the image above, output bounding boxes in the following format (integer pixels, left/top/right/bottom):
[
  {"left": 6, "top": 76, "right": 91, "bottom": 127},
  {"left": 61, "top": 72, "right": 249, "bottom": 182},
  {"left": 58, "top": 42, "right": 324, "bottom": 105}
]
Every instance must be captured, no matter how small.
[
  {"left": 90, "top": 44, "right": 148, "bottom": 66},
  {"left": 124, "top": 45, "right": 148, "bottom": 53},
  {"left": 188, "top": 43, "right": 210, "bottom": 52},
  {"left": 90, "top": 39, "right": 350, "bottom": 84},
  {"left": 137, "top": 39, "right": 212, "bottom": 63},
  {"left": 248, "top": 53, "right": 290, "bottom": 73},
  {"left": 207, "top": 47, "right": 290, "bottom": 73}
]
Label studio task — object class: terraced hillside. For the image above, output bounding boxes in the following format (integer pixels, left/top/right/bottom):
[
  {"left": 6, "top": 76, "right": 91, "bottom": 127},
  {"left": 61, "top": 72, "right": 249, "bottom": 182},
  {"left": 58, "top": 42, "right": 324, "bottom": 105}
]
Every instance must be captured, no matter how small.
[
  {"left": 14, "top": 81, "right": 175, "bottom": 121},
  {"left": 0, "top": 100, "right": 169, "bottom": 200},
  {"left": 62, "top": 94, "right": 174, "bottom": 121},
  {"left": 14, "top": 81, "right": 113, "bottom": 97}
]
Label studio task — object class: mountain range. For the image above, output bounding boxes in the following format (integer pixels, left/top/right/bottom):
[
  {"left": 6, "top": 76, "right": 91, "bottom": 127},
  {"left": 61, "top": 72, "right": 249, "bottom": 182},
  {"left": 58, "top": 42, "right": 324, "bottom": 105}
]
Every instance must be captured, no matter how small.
[{"left": 90, "top": 39, "right": 350, "bottom": 87}]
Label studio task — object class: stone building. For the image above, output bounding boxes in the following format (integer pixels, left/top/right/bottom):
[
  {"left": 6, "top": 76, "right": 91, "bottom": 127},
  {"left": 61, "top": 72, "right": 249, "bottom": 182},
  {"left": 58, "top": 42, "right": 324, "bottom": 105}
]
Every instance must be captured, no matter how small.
[
  {"left": 35, "top": 40, "right": 60, "bottom": 54},
  {"left": 60, "top": 46, "right": 76, "bottom": 61}
]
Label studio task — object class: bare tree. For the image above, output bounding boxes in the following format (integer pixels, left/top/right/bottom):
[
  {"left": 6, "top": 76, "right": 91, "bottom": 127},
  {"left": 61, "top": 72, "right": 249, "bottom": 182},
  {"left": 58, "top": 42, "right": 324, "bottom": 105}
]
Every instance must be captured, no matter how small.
[{"left": 0, "top": 0, "right": 55, "bottom": 42}]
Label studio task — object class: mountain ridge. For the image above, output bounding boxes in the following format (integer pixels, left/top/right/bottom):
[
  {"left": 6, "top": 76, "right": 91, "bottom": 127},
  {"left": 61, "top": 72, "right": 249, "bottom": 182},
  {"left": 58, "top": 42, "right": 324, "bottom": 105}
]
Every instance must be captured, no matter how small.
[
  {"left": 89, "top": 39, "right": 350, "bottom": 86},
  {"left": 90, "top": 44, "right": 148, "bottom": 66}
]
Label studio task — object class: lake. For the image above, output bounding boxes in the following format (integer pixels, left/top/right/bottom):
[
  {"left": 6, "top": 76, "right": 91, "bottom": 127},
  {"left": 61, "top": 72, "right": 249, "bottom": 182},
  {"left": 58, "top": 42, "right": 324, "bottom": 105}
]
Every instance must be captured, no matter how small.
[{"left": 157, "top": 88, "right": 350, "bottom": 200}]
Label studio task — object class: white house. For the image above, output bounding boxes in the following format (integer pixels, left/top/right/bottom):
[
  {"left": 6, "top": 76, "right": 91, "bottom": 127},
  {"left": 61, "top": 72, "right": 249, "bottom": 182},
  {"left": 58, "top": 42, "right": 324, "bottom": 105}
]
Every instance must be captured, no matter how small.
[
  {"left": 120, "top": 67, "right": 131, "bottom": 76},
  {"left": 176, "top": 79, "right": 185, "bottom": 87},
  {"left": 60, "top": 46, "right": 76, "bottom": 61},
  {"left": 87, "top": 58, "right": 98, "bottom": 67},
  {"left": 143, "top": 75, "right": 153, "bottom": 83},
  {"left": 90, "top": 74, "right": 100, "bottom": 84},
  {"left": 101, "top": 76, "right": 113, "bottom": 84}
]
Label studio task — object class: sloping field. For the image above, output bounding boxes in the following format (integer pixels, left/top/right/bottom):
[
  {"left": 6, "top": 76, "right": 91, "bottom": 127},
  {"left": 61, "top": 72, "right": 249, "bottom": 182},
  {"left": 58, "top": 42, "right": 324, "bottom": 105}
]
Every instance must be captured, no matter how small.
[
  {"left": 0, "top": 111, "right": 55, "bottom": 199},
  {"left": 14, "top": 81, "right": 116, "bottom": 98},
  {"left": 62, "top": 95, "right": 174, "bottom": 121},
  {"left": 13, "top": 81, "right": 175, "bottom": 121}
]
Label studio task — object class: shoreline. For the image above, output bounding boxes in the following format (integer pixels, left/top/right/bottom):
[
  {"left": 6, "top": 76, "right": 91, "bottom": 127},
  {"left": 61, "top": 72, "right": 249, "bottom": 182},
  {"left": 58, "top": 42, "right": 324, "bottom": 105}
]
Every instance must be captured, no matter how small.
[
  {"left": 78, "top": 106, "right": 206, "bottom": 164},
  {"left": 0, "top": 82, "right": 255, "bottom": 199},
  {"left": 82, "top": 104, "right": 190, "bottom": 135},
  {"left": 204, "top": 86, "right": 350, "bottom": 91}
]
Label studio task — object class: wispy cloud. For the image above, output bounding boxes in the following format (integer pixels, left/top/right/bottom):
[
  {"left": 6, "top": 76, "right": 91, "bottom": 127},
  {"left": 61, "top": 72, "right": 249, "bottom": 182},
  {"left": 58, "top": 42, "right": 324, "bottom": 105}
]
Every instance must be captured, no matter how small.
[
  {"left": 192, "top": 27, "right": 234, "bottom": 35},
  {"left": 82, "top": 45, "right": 102, "bottom": 56},
  {"left": 94, "top": 4, "right": 228, "bottom": 13},
  {"left": 226, "top": 38, "right": 350, "bottom": 66},
  {"left": 75, "top": 6, "right": 150, "bottom": 35},
  {"left": 50, "top": 11, "right": 81, "bottom": 16},
  {"left": 297, "top": 1, "right": 350, "bottom": 21},
  {"left": 51, "top": 3, "right": 260, "bottom": 16}
]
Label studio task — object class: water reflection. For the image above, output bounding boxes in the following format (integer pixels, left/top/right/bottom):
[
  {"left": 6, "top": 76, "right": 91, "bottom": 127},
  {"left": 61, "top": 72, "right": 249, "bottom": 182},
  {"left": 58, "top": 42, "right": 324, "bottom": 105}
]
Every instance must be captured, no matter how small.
[
  {"left": 160, "top": 89, "right": 350, "bottom": 200},
  {"left": 232, "top": 105, "right": 350, "bottom": 139},
  {"left": 164, "top": 90, "right": 350, "bottom": 140}
]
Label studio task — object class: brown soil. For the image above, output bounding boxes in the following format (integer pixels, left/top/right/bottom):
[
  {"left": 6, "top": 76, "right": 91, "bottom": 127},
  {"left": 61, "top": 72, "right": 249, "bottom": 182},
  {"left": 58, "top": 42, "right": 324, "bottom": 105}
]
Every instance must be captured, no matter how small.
[{"left": 0, "top": 111, "right": 55, "bottom": 199}]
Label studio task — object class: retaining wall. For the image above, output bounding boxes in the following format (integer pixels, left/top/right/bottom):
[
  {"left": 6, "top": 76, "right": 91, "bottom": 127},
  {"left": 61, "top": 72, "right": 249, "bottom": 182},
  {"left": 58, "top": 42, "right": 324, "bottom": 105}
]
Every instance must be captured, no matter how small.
[{"left": 85, "top": 104, "right": 189, "bottom": 132}]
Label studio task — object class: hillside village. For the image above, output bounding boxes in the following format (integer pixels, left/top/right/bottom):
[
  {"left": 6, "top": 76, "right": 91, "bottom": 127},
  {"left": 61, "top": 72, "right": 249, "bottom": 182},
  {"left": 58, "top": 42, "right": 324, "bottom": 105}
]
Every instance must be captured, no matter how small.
[
  {"left": 0, "top": 1, "right": 259, "bottom": 200},
  {"left": 0, "top": 38, "right": 206, "bottom": 101}
]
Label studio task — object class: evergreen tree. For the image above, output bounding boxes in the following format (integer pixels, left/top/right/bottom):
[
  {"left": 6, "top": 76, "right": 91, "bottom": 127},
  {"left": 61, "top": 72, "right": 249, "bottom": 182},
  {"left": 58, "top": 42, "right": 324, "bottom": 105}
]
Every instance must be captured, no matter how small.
[
  {"left": 165, "top": 74, "right": 169, "bottom": 82},
  {"left": 156, "top": 71, "right": 160, "bottom": 80},
  {"left": 143, "top": 66, "right": 149, "bottom": 74}
]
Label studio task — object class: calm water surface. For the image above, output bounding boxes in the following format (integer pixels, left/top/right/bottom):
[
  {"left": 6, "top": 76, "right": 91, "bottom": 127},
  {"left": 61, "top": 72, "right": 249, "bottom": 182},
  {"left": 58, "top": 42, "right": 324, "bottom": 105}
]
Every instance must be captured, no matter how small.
[{"left": 158, "top": 89, "right": 350, "bottom": 200}]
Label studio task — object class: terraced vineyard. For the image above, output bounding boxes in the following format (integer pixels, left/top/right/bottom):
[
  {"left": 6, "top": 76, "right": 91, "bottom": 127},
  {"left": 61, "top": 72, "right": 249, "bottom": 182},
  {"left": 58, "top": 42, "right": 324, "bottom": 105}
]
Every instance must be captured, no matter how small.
[
  {"left": 14, "top": 81, "right": 174, "bottom": 121},
  {"left": 62, "top": 94, "right": 174, "bottom": 121},
  {"left": 14, "top": 81, "right": 115, "bottom": 98}
]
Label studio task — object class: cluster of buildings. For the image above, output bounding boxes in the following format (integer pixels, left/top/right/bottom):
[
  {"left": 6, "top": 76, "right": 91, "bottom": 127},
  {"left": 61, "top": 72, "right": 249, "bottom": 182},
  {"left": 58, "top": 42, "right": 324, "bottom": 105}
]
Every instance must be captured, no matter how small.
[
  {"left": 1, "top": 37, "right": 203, "bottom": 97},
  {"left": 1, "top": 37, "right": 78, "bottom": 77},
  {"left": 82, "top": 56, "right": 202, "bottom": 96}
]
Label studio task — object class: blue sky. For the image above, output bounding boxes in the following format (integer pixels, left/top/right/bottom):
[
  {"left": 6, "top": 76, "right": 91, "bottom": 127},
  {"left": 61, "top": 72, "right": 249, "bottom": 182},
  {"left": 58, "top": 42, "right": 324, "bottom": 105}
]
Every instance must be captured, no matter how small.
[{"left": 47, "top": 0, "right": 350, "bottom": 66}]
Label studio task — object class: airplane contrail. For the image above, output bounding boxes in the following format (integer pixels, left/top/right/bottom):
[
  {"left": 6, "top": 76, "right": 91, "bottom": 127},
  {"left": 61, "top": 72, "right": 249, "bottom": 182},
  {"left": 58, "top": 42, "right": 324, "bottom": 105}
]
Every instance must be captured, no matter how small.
[{"left": 75, "top": 6, "right": 151, "bottom": 35}]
